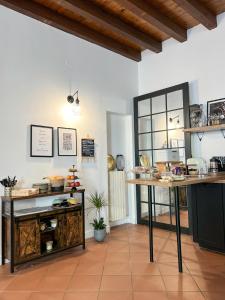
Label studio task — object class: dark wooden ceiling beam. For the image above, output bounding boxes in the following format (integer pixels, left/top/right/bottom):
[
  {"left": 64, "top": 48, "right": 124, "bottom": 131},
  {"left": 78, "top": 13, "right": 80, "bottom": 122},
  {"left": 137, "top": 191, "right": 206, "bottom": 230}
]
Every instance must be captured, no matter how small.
[
  {"left": 0, "top": 0, "right": 141, "bottom": 61},
  {"left": 173, "top": 0, "right": 217, "bottom": 29},
  {"left": 63, "top": 0, "right": 161, "bottom": 53},
  {"left": 117, "top": 0, "right": 187, "bottom": 42}
]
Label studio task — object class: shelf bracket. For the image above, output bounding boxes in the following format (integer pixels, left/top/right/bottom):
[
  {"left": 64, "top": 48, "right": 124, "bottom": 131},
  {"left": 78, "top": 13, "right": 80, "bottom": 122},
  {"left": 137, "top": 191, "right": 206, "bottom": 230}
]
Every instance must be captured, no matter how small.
[
  {"left": 196, "top": 132, "right": 204, "bottom": 141},
  {"left": 221, "top": 129, "right": 225, "bottom": 138}
]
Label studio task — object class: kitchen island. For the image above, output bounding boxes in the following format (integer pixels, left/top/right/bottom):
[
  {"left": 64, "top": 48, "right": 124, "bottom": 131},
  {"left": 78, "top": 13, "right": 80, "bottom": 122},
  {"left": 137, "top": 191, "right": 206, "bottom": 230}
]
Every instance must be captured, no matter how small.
[{"left": 127, "top": 173, "right": 225, "bottom": 273}]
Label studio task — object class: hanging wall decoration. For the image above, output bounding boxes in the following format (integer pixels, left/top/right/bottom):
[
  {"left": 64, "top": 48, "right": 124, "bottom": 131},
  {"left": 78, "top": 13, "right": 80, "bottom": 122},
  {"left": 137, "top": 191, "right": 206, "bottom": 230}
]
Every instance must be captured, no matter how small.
[
  {"left": 30, "top": 125, "right": 53, "bottom": 157},
  {"left": 57, "top": 127, "right": 77, "bottom": 156},
  {"left": 81, "top": 138, "right": 95, "bottom": 158}
]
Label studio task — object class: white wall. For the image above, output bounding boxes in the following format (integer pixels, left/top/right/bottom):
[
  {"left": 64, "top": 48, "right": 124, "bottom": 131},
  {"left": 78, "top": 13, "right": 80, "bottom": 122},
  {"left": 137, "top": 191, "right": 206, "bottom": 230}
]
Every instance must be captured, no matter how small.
[
  {"left": 138, "top": 13, "right": 225, "bottom": 162},
  {"left": 0, "top": 4, "right": 138, "bottom": 251},
  {"left": 107, "top": 112, "right": 136, "bottom": 224}
]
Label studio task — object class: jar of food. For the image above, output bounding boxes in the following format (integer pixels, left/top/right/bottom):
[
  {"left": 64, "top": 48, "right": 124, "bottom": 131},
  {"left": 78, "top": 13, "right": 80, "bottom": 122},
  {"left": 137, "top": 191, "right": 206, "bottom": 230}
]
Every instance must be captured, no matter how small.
[
  {"left": 44, "top": 176, "right": 65, "bottom": 192},
  {"left": 50, "top": 219, "right": 57, "bottom": 228},
  {"left": 46, "top": 241, "right": 53, "bottom": 252}
]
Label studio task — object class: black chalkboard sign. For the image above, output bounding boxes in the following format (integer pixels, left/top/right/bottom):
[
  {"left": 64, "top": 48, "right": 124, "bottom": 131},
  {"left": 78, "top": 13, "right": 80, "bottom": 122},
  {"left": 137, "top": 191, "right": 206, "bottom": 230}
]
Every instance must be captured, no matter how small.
[{"left": 81, "top": 138, "right": 95, "bottom": 157}]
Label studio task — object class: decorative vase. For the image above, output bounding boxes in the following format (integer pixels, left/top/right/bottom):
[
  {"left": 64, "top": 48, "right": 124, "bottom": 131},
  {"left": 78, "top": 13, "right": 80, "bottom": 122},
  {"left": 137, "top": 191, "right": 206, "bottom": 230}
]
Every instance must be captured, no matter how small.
[
  {"left": 107, "top": 154, "right": 116, "bottom": 171},
  {"left": 116, "top": 155, "right": 125, "bottom": 171},
  {"left": 4, "top": 187, "right": 12, "bottom": 197},
  {"left": 94, "top": 228, "right": 106, "bottom": 242}
]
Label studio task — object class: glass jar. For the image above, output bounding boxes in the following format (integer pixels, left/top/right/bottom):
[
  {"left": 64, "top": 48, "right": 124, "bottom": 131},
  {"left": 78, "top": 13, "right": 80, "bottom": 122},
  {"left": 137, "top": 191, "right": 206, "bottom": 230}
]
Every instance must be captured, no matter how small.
[{"left": 116, "top": 155, "right": 125, "bottom": 171}]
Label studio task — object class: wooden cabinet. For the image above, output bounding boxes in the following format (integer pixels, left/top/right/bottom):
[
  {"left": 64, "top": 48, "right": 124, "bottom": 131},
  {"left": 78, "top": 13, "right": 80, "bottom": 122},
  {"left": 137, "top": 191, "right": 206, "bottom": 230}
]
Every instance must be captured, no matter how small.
[
  {"left": 64, "top": 210, "right": 83, "bottom": 247},
  {"left": 2, "top": 190, "right": 85, "bottom": 273},
  {"left": 55, "top": 214, "right": 65, "bottom": 249},
  {"left": 191, "top": 183, "right": 225, "bottom": 252},
  {"left": 15, "top": 218, "right": 40, "bottom": 263}
]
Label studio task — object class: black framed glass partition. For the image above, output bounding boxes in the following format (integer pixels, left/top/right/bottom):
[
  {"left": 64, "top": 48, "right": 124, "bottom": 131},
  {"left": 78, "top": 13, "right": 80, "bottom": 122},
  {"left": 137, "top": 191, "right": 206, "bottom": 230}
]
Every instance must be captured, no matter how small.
[{"left": 134, "top": 83, "right": 191, "bottom": 233}]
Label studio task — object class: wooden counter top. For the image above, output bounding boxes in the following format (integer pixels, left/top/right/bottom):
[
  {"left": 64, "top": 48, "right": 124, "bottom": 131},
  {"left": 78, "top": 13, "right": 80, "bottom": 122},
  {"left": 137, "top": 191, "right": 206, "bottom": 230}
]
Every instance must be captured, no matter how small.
[
  {"left": 1, "top": 189, "right": 85, "bottom": 201},
  {"left": 127, "top": 173, "right": 225, "bottom": 188}
]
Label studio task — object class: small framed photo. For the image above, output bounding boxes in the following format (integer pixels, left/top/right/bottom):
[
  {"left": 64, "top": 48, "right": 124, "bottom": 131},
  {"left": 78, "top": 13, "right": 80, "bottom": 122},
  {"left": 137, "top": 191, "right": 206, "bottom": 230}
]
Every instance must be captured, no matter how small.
[
  {"left": 30, "top": 125, "right": 53, "bottom": 157},
  {"left": 207, "top": 98, "right": 225, "bottom": 125},
  {"left": 57, "top": 127, "right": 77, "bottom": 156},
  {"left": 170, "top": 139, "right": 178, "bottom": 148}
]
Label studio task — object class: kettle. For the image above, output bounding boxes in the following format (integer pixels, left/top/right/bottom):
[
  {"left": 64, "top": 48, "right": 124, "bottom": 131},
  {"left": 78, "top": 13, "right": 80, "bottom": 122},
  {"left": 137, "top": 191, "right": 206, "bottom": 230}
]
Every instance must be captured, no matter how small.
[{"left": 209, "top": 158, "right": 219, "bottom": 173}]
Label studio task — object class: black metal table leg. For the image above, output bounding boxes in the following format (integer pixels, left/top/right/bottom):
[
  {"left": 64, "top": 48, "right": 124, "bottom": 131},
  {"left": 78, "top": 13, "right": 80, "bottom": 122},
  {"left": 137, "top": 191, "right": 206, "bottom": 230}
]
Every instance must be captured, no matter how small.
[
  {"left": 148, "top": 185, "right": 153, "bottom": 262},
  {"left": 10, "top": 200, "right": 14, "bottom": 273},
  {"left": 81, "top": 190, "right": 85, "bottom": 250},
  {"left": 1, "top": 199, "right": 5, "bottom": 265},
  {"left": 174, "top": 186, "right": 183, "bottom": 273}
]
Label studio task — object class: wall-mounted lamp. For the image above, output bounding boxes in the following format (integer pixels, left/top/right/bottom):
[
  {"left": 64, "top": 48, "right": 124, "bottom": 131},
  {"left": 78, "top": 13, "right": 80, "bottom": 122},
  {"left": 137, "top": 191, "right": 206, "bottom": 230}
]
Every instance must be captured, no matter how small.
[
  {"left": 169, "top": 115, "right": 180, "bottom": 125},
  {"left": 67, "top": 90, "right": 80, "bottom": 115}
]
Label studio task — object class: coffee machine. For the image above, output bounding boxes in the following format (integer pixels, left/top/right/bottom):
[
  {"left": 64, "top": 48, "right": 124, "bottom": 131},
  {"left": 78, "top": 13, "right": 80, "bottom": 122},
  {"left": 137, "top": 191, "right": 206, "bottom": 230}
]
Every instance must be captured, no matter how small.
[{"left": 209, "top": 156, "right": 225, "bottom": 173}]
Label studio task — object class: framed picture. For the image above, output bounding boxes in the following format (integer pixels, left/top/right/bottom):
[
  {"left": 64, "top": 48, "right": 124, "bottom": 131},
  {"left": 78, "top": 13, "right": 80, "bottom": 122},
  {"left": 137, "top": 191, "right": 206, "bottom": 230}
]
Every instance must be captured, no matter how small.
[
  {"left": 207, "top": 98, "right": 225, "bottom": 125},
  {"left": 57, "top": 127, "right": 77, "bottom": 156},
  {"left": 30, "top": 125, "right": 53, "bottom": 157}
]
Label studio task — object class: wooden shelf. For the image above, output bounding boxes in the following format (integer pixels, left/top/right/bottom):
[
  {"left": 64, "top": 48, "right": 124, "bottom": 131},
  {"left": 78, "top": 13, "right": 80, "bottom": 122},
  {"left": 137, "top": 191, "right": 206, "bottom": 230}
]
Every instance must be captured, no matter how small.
[
  {"left": 40, "top": 227, "right": 56, "bottom": 234},
  {"left": 183, "top": 124, "right": 225, "bottom": 133},
  {"left": 2, "top": 189, "right": 85, "bottom": 201}
]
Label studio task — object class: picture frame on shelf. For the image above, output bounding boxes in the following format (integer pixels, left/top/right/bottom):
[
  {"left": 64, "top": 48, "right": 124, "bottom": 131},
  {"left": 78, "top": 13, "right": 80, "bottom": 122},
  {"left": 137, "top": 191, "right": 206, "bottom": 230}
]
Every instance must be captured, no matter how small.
[
  {"left": 57, "top": 127, "right": 77, "bottom": 156},
  {"left": 207, "top": 98, "right": 225, "bottom": 126},
  {"left": 30, "top": 125, "right": 54, "bottom": 157}
]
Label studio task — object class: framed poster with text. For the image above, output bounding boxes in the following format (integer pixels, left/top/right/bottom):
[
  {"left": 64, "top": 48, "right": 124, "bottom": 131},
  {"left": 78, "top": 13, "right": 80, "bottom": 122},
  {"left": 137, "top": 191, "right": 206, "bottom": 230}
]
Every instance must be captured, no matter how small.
[
  {"left": 57, "top": 127, "right": 77, "bottom": 156},
  {"left": 30, "top": 125, "right": 53, "bottom": 157}
]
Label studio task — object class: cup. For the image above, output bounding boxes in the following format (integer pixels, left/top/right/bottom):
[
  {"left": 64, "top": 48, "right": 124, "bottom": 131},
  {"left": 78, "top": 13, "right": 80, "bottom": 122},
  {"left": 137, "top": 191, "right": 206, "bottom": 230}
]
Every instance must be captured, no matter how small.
[
  {"left": 50, "top": 219, "right": 57, "bottom": 228},
  {"left": 46, "top": 241, "right": 53, "bottom": 252}
]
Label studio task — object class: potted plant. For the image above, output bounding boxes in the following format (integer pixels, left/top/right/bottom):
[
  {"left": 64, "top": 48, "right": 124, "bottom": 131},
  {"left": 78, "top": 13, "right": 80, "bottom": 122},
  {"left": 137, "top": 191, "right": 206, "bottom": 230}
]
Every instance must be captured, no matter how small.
[{"left": 88, "top": 192, "right": 107, "bottom": 242}]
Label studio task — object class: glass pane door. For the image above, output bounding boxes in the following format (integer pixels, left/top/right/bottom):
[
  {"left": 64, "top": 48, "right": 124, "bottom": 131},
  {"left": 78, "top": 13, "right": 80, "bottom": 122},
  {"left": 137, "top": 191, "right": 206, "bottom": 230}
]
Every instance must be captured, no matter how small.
[{"left": 135, "top": 83, "right": 191, "bottom": 233}]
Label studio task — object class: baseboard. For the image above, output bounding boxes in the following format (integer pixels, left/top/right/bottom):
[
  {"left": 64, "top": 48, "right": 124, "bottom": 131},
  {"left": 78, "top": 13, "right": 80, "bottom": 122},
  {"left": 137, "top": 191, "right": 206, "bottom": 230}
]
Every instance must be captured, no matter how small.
[{"left": 110, "top": 216, "right": 133, "bottom": 227}]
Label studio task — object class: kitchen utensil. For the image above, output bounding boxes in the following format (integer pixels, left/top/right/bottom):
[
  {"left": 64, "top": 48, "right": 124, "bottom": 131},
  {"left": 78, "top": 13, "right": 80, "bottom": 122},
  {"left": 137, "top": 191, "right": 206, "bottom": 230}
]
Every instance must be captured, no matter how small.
[{"left": 209, "top": 158, "right": 219, "bottom": 173}]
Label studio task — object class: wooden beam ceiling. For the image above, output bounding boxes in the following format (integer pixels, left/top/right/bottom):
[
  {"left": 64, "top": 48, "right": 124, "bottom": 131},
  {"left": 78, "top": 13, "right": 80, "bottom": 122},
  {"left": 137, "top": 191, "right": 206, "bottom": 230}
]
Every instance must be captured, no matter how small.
[
  {"left": 0, "top": 0, "right": 223, "bottom": 61},
  {"left": 173, "top": 0, "right": 217, "bottom": 29},
  {"left": 117, "top": 0, "right": 187, "bottom": 42},
  {"left": 0, "top": 0, "right": 142, "bottom": 61},
  {"left": 64, "top": 0, "right": 162, "bottom": 53}
]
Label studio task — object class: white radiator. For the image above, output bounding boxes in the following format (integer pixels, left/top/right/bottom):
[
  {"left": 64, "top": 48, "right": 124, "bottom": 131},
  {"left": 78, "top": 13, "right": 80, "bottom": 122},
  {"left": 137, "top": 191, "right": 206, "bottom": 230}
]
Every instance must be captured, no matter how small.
[{"left": 109, "top": 170, "right": 127, "bottom": 221}]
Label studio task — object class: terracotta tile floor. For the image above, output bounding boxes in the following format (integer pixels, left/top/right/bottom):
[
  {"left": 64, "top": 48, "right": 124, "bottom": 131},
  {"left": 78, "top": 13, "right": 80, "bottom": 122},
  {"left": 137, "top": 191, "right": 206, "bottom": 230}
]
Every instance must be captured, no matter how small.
[{"left": 1, "top": 224, "right": 225, "bottom": 299}]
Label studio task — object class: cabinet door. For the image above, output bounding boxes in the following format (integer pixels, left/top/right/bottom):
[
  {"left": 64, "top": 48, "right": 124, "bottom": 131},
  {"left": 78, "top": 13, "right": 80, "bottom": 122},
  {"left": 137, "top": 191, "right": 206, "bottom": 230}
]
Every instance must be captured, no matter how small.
[
  {"left": 196, "top": 184, "right": 225, "bottom": 251},
  {"left": 56, "top": 214, "right": 65, "bottom": 248},
  {"left": 15, "top": 219, "right": 40, "bottom": 263},
  {"left": 64, "top": 210, "right": 83, "bottom": 247}
]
